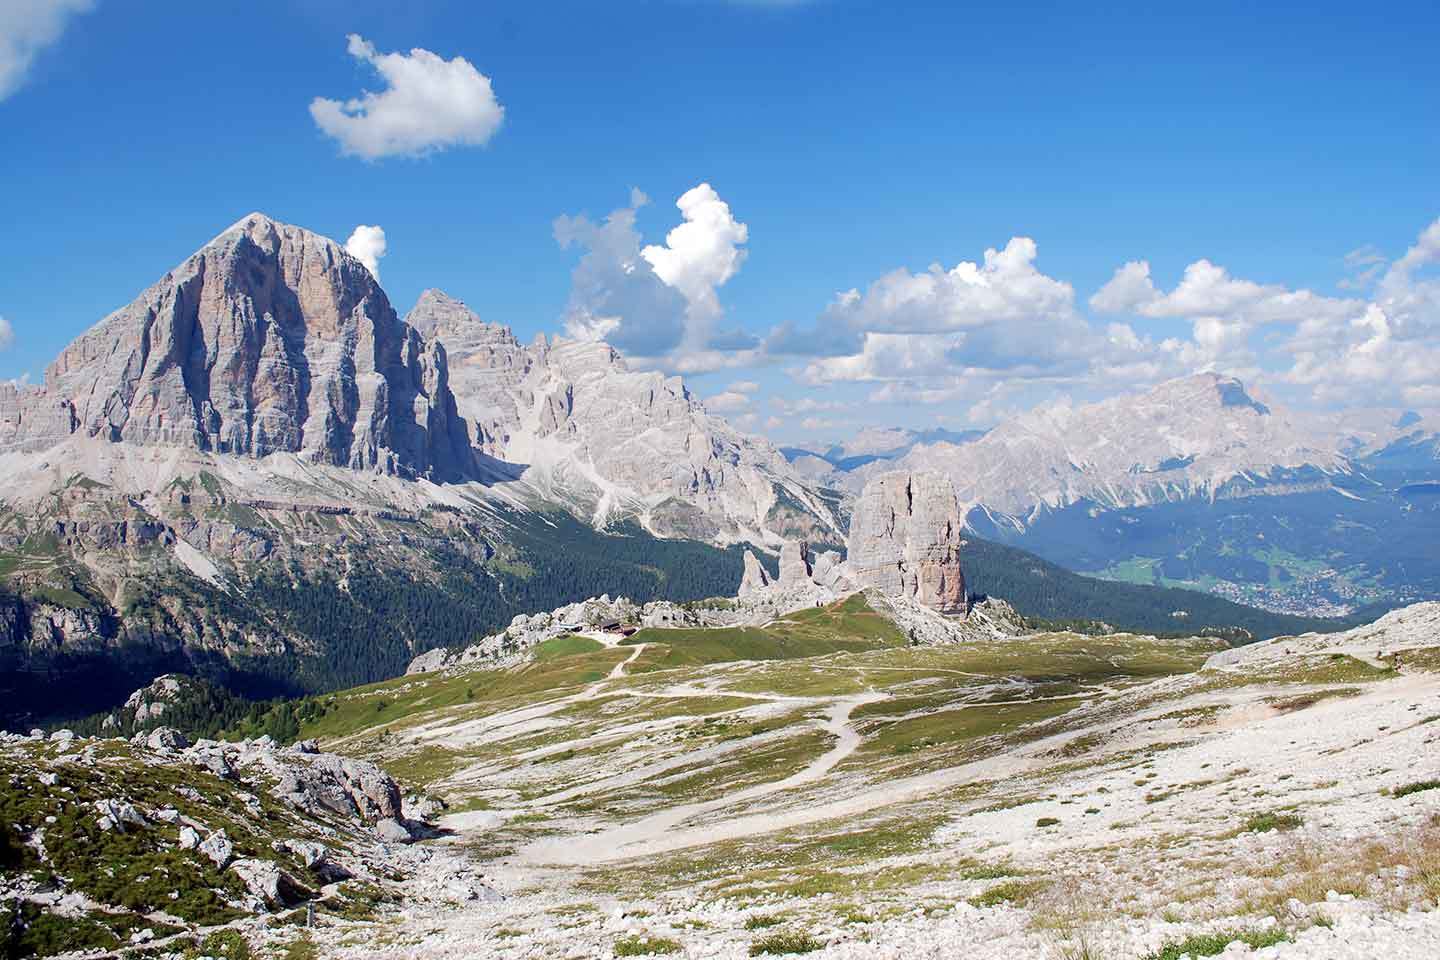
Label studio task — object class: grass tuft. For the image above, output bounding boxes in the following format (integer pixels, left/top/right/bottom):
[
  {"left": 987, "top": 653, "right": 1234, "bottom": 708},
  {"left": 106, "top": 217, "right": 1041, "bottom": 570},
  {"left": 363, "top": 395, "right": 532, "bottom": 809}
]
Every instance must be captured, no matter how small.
[
  {"left": 970, "top": 879, "right": 1044, "bottom": 908},
  {"left": 749, "top": 932, "right": 824, "bottom": 955},
  {"left": 1144, "top": 928, "right": 1289, "bottom": 959},
  {"left": 1244, "top": 811, "right": 1303, "bottom": 833},
  {"left": 614, "top": 934, "right": 682, "bottom": 956}
]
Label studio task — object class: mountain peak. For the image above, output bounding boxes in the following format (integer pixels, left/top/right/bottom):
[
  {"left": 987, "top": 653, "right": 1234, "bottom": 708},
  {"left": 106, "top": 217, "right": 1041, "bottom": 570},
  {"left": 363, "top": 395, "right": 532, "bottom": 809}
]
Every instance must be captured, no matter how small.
[
  {"left": 406, "top": 288, "right": 506, "bottom": 341},
  {"left": 2, "top": 213, "right": 473, "bottom": 478},
  {"left": 1210, "top": 376, "right": 1270, "bottom": 416},
  {"left": 212, "top": 210, "right": 289, "bottom": 244}
]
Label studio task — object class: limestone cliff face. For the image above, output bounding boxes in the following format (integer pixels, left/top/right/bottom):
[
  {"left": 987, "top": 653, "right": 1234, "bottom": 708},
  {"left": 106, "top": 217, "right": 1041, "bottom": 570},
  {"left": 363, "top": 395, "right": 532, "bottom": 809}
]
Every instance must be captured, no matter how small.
[
  {"left": 405, "top": 289, "right": 844, "bottom": 546},
  {"left": 2, "top": 214, "right": 474, "bottom": 479},
  {"left": 405, "top": 288, "right": 535, "bottom": 457},
  {"left": 847, "top": 471, "right": 967, "bottom": 614}
]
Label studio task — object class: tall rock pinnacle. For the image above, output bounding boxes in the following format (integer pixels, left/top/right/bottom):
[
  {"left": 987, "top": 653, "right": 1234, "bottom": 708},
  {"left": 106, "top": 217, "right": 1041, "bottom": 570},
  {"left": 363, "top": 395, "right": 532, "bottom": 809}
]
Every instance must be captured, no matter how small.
[{"left": 847, "top": 471, "right": 967, "bottom": 614}]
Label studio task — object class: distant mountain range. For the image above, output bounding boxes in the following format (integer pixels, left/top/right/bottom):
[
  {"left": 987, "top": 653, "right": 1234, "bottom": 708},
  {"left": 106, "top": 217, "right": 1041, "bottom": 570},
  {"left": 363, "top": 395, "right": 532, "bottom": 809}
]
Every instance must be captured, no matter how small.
[
  {"left": 782, "top": 426, "right": 986, "bottom": 479},
  {"left": 784, "top": 376, "right": 1440, "bottom": 616}
]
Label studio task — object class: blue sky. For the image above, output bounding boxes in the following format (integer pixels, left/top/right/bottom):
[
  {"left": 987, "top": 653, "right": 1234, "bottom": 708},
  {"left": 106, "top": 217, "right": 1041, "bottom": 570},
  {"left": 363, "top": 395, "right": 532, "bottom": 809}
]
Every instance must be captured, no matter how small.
[{"left": 2, "top": 0, "right": 1438, "bottom": 442}]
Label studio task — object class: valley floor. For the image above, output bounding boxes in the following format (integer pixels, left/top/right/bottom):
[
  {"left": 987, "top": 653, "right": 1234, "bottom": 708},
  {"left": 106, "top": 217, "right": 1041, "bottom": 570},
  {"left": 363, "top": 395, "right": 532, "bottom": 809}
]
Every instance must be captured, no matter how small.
[{"left": 293, "top": 602, "right": 1440, "bottom": 959}]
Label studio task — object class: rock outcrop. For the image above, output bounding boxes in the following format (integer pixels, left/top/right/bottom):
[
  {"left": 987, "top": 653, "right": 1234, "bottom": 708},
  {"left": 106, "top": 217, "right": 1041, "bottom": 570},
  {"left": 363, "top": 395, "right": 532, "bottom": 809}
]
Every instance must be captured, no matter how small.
[
  {"left": 406, "top": 594, "right": 736, "bottom": 675},
  {"left": 0, "top": 728, "right": 498, "bottom": 932},
  {"left": 738, "top": 550, "right": 772, "bottom": 596},
  {"left": 847, "top": 471, "right": 967, "bottom": 614},
  {"left": 778, "top": 540, "right": 813, "bottom": 585}
]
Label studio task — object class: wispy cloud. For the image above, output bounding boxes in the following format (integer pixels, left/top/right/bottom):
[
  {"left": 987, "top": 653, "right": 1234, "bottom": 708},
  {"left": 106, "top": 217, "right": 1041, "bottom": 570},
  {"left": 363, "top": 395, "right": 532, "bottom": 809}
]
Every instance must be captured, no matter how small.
[{"left": 0, "top": 0, "right": 94, "bottom": 101}]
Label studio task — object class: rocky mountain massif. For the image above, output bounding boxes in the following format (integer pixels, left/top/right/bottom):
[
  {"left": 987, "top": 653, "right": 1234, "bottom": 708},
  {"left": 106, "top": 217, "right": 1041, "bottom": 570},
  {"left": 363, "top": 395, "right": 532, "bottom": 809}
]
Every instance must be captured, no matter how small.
[
  {"left": 846, "top": 471, "right": 967, "bottom": 614},
  {"left": 403, "top": 288, "right": 842, "bottom": 544},
  {"left": 0, "top": 214, "right": 837, "bottom": 728}
]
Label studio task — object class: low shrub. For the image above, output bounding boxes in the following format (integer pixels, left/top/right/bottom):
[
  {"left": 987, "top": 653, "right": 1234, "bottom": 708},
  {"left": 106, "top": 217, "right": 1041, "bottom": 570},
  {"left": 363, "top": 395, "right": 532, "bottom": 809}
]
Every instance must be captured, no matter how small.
[
  {"left": 1244, "top": 811, "right": 1302, "bottom": 833},
  {"left": 749, "top": 932, "right": 824, "bottom": 955},
  {"left": 1144, "top": 928, "right": 1289, "bottom": 959},
  {"left": 1393, "top": 780, "right": 1440, "bottom": 798},
  {"left": 614, "top": 934, "right": 681, "bottom": 956}
]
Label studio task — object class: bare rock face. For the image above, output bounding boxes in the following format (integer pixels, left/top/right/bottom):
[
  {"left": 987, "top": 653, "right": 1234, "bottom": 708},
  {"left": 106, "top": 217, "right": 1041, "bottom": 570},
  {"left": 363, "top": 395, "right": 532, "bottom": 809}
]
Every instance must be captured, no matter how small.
[
  {"left": 1, "top": 214, "right": 474, "bottom": 479},
  {"left": 404, "top": 288, "right": 534, "bottom": 457},
  {"left": 405, "top": 290, "right": 845, "bottom": 546},
  {"left": 738, "top": 549, "right": 771, "bottom": 596},
  {"left": 847, "top": 471, "right": 967, "bottom": 614},
  {"left": 778, "top": 540, "right": 813, "bottom": 585},
  {"left": 273, "top": 752, "right": 404, "bottom": 824}
]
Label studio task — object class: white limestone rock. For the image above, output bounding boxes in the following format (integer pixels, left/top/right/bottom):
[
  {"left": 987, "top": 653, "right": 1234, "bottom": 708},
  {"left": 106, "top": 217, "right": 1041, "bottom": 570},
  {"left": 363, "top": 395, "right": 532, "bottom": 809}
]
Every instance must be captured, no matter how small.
[
  {"left": 738, "top": 550, "right": 771, "bottom": 596},
  {"left": 847, "top": 471, "right": 967, "bottom": 614},
  {"left": 778, "top": 540, "right": 813, "bottom": 585},
  {"left": 198, "top": 829, "right": 233, "bottom": 869}
]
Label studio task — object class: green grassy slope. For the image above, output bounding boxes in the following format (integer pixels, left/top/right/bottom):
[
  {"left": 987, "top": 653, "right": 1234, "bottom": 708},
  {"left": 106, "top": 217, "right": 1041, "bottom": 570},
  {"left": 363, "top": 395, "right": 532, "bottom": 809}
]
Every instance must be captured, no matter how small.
[{"left": 625, "top": 594, "right": 907, "bottom": 671}]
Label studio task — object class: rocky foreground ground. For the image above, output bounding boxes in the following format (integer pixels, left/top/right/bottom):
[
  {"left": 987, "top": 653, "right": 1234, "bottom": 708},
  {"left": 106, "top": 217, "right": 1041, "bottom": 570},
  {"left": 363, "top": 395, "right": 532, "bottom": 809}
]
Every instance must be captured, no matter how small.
[{"left": 5, "top": 599, "right": 1439, "bottom": 959}]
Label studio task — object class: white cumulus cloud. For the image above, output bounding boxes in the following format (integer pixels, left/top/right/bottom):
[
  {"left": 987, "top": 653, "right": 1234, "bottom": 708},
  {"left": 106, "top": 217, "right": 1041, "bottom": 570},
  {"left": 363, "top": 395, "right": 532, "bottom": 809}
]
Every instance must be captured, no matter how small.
[
  {"left": 641, "top": 184, "right": 749, "bottom": 353},
  {"left": 555, "top": 184, "right": 750, "bottom": 365},
  {"left": 344, "top": 224, "right": 387, "bottom": 281},
  {"left": 1090, "top": 216, "right": 1440, "bottom": 406},
  {"left": 0, "top": 316, "right": 14, "bottom": 351},
  {"left": 310, "top": 34, "right": 503, "bottom": 160},
  {"left": 0, "top": 0, "right": 93, "bottom": 101},
  {"left": 787, "top": 237, "right": 1105, "bottom": 385}
]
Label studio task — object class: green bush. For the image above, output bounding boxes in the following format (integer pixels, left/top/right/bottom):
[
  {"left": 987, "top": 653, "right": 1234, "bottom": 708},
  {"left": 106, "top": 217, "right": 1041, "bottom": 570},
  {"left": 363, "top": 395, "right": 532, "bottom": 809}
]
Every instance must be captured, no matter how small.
[
  {"left": 1145, "top": 928, "right": 1289, "bottom": 959},
  {"left": 750, "top": 932, "right": 824, "bottom": 955},
  {"left": 613, "top": 935, "right": 681, "bottom": 956},
  {"left": 1392, "top": 779, "right": 1440, "bottom": 798},
  {"left": 1244, "top": 811, "right": 1303, "bottom": 833}
]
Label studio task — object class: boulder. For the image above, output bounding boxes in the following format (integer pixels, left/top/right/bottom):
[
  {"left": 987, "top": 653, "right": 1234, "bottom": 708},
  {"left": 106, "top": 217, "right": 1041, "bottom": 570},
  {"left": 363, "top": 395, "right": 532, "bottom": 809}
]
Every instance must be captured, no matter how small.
[
  {"left": 93, "top": 799, "right": 149, "bottom": 833},
  {"left": 140, "top": 727, "right": 190, "bottom": 753},
  {"left": 847, "top": 471, "right": 967, "bottom": 614},
  {"left": 198, "top": 829, "right": 234, "bottom": 869},
  {"left": 190, "top": 746, "right": 233, "bottom": 780},
  {"left": 230, "top": 858, "right": 304, "bottom": 910},
  {"left": 374, "top": 817, "right": 413, "bottom": 844},
  {"left": 738, "top": 550, "right": 772, "bottom": 596},
  {"left": 810, "top": 550, "right": 845, "bottom": 589},
  {"left": 274, "top": 754, "right": 403, "bottom": 823},
  {"left": 403, "top": 793, "right": 448, "bottom": 823},
  {"left": 178, "top": 825, "right": 201, "bottom": 849}
]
